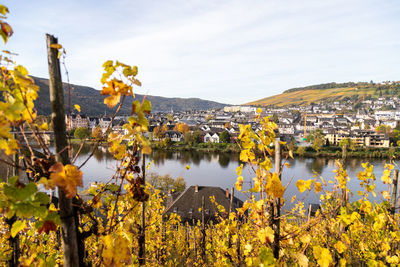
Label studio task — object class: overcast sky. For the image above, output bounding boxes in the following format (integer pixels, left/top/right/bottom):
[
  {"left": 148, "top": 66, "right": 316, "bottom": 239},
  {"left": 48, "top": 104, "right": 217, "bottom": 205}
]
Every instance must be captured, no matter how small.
[{"left": 2, "top": 0, "right": 400, "bottom": 104}]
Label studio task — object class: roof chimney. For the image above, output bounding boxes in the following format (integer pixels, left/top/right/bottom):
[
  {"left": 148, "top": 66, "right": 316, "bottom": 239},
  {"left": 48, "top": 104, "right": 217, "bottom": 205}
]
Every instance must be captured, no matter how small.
[
  {"left": 195, "top": 185, "right": 198, "bottom": 193},
  {"left": 225, "top": 188, "right": 229, "bottom": 198}
]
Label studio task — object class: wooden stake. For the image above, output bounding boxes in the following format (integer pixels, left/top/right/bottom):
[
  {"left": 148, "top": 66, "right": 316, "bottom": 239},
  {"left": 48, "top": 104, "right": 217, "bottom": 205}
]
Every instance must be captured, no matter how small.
[
  {"left": 46, "top": 34, "right": 80, "bottom": 267},
  {"left": 272, "top": 138, "right": 281, "bottom": 259},
  {"left": 391, "top": 169, "right": 399, "bottom": 215},
  {"left": 139, "top": 154, "right": 146, "bottom": 264},
  {"left": 201, "top": 195, "right": 206, "bottom": 262}
]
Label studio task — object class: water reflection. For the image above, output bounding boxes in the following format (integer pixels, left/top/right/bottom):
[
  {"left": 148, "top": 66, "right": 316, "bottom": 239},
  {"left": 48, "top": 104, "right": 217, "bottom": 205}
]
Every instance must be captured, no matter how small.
[{"left": 148, "top": 150, "right": 238, "bottom": 169}]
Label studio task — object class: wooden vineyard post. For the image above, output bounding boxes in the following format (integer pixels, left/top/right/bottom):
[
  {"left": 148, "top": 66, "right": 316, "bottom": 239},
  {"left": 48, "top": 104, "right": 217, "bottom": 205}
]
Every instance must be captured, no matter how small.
[
  {"left": 201, "top": 195, "right": 206, "bottom": 262},
  {"left": 46, "top": 34, "right": 80, "bottom": 267},
  {"left": 139, "top": 154, "right": 146, "bottom": 264},
  {"left": 272, "top": 138, "right": 281, "bottom": 259},
  {"left": 391, "top": 169, "right": 399, "bottom": 215},
  {"left": 7, "top": 138, "right": 20, "bottom": 267}
]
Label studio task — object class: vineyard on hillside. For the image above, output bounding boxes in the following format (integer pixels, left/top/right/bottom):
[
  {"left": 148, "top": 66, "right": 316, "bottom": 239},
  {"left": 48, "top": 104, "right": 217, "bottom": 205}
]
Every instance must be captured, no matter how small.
[{"left": 0, "top": 4, "right": 399, "bottom": 266}]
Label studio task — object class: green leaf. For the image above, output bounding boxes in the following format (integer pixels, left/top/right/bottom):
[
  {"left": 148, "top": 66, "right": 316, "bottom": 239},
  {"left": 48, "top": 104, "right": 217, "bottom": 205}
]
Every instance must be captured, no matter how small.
[
  {"left": 15, "top": 203, "right": 34, "bottom": 217},
  {"left": 8, "top": 176, "right": 18, "bottom": 186},
  {"left": 142, "top": 99, "right": 151, "bottom": 114},
  {"left": 3, "top": 184, "right": 16, "bottom": 199},
  {"left": 11, "top": 220, "right": 26, "bottom": 237},
  {"left": 33, "top": 192, "right": 50, "bottom": 205},
  {"left": 16, "top": 182, "right": 37, "bottom": 201},
  {"left": 33, "top": 206, "right": 48, "bottom": 218},
  {"left": 131, "top": 100, "right": 141, "bottom": 115},
  {"left": 106, "top": 184, "right": 120, "bottom": 192}
]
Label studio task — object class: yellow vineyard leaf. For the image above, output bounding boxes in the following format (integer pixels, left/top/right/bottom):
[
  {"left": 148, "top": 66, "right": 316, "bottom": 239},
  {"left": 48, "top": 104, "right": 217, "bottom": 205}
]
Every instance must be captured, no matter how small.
[
  {"left": 266, "top": 173, "right": 285, "bottom": 198},
  {"left": 39, "top": 122, "right": 48, "bottom": 131},
  {"left": 334, "top": 241, "right": 347, "bottom": 254},
  {"left": 50, "top": 43, "right": 62, "bottom": 50},
  {"left": 104, "top": 94, "right": 121, "bottom": 108},
  {"left": 74, "top": 104, "right": 81, "bottom": 112},
  {"left": 0, "top": 138, "right": 18, "bottom": 155},
  {"left": 49, "top": 163, "right": 83, "bottom": 198},
  {"left": 257, "top": 227, "right": 274, "bottom": 244},
  {"left": 313, "top": 246, "right": 332, "bottom": 267},
  {"left": 296, "top": 179, "right": 313, "bottom": 193},
  {"left": 314, "top": 182, "right": 322, "bottom": 193},
  {"left": 235, "top": 176, "right": 243, "bottom": 191}
]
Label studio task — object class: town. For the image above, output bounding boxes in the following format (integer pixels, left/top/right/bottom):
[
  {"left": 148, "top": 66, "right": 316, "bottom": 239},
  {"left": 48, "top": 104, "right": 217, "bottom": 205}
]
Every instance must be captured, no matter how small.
[{"left": 65, "top": 96, "right": 400, "bottom": 151}]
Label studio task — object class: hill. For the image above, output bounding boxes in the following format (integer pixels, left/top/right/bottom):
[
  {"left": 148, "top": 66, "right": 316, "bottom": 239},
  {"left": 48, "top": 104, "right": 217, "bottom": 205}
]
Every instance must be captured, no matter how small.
[
  {"left": 33, "top": 77, "right": 227, "bottom": 115},
  {"left": 247, "top": 81, "right": 400, "bottom": 107}
]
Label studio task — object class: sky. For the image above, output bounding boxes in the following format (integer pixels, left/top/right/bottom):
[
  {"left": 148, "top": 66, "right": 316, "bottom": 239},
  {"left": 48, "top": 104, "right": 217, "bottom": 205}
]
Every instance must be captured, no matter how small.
[{"left": 2, "top": 0, "right": 400, "bottom": 105}]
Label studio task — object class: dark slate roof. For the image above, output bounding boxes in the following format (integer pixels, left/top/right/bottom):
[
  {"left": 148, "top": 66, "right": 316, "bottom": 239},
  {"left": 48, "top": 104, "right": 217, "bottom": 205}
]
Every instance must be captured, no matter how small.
[{"left": 164, "top": 186, "right": 243, "bottom": 224}]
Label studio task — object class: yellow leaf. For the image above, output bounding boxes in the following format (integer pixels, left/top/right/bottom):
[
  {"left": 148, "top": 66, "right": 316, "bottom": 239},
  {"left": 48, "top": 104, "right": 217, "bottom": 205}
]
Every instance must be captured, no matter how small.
[
  {"left": 39, "top": 122, "right": 48, "bottom": 131},
  {"left": 313, "top": 246, "right": 332, "bottom": 267},
  {"left": 314, "top": 182, "right": 322, "bottom": 193},
  {"left": 296, "top": 179, "right": 306, "bottom": 193},
  {"left": 266, "top": 173, "right": 285, "bottom": 198},
  {"left": 236, "top": 164, "right": 243, "bottom": 176},
  {"left": 257, "top": 227, "right": 274, "bottom": 244},
  {"left": 49, "top": 163, "right": 83, "bottom": 198},
  {"left": 185, "top": 165, "right": 190, "bottom": 170},
  {"left": 381, "top": 190, "right": 390, "bottom": 200},
  {"left": 50, "top": 43, "right": 62, "bottom": 50},
  {"left": 0, "top": 138, "right": 18, "bottom": 155},
  {"left": 240, "top": 150, "right": 249, "bottom": 162},
  {"left": 11, "top": 220, "right": 26, "bottom": 237},
  {"left": 334, "top": 241, "right": 347, "bottom": 254},
  {"left": 104, "top": 94, "right": 121, "bottom": 108},
  {"left": 291, "top": 195, "right": 296, "bottom": 203},
  {"left": 235, "top": 176, "right": 243, "bottom": 191},
  {"left": 296, "top": 253, "right": 309, "bottom": 267},
  {"left": 74, "top": 104, "right": 81, "bottom": 112}
]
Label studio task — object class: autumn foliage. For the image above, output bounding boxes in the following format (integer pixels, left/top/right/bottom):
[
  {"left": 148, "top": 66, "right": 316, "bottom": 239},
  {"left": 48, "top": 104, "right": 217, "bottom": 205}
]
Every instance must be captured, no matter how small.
[{"left": 0, "top": 4, "right": 399, "bottom": 267}]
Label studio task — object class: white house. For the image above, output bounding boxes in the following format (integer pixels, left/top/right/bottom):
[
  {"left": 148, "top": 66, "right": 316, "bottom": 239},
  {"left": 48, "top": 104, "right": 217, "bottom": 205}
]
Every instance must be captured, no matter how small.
[{"left": 204, "top": 133, "right": 220, "bottom": 143}]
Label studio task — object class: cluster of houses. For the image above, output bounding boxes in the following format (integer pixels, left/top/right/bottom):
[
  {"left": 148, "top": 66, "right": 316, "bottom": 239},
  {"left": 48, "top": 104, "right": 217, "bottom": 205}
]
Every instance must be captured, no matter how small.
[{"left": 66, "top": 99, "right": 399, "bottom": 148}]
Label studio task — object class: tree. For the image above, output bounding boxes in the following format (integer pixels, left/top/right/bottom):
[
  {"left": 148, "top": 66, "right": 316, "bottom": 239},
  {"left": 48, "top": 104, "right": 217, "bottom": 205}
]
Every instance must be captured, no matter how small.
[
  {"left": 306, "top": 129, "right": 325, "bottom": 152},
  {"left": 219, "top": 130, "right": 230, "bottom": 143},
  {"left": 147, "top": 173, "right": 186, "bottom": 194},
  {"left": 153, "top": 124, "right": 167, "bottom": 139},
  {"left": 184, "top": 130, "right": 201, "bottom": 145},
  {"left": 92, "top": 126, "right": 103, "bottom": 140},
  {"left": 74, "top": 127, "right": 90, "bottom": 140},
  {"left": 339, "top": 138, "right": 356, "bottom": 158},
  {"left": 173, "top": 122, "right": 189, "bottom": 134}
]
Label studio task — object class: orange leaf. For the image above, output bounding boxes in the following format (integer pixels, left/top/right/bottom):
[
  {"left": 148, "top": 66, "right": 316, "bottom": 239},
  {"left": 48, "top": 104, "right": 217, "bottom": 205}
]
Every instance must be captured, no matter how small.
[{"left": 104, "top": 94, "right": 120, "bottom": 108}]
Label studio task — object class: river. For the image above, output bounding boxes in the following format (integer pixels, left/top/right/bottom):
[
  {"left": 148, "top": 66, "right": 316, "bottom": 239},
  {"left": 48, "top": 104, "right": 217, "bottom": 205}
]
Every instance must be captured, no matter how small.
[{"left": 73, "top": 145, "right": 394, "bottom": 209}]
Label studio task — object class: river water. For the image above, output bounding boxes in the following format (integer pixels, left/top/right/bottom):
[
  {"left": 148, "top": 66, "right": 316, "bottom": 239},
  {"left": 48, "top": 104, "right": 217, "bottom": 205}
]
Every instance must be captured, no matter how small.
[{"left": 73, "top": 145, "right": 394, "bottom": 209}]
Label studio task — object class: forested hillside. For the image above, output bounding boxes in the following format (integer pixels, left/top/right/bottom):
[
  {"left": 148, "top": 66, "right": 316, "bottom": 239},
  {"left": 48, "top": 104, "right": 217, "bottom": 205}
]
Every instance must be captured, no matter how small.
[{"left": 33, "top": 77, "right": 226, "bottom": 115}]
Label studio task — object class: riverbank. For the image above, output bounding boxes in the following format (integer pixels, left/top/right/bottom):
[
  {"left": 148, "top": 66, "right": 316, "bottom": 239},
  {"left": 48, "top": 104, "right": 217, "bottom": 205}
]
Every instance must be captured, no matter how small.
[
  {"left": 151, "top": 142, "right": 241, "bottom": 153},
  {"left": 292, "top": 146, "right": 399, "bottom": 159}
]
